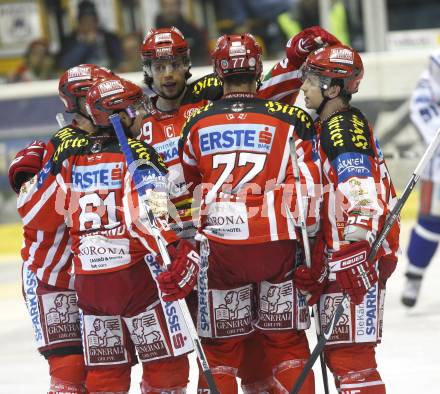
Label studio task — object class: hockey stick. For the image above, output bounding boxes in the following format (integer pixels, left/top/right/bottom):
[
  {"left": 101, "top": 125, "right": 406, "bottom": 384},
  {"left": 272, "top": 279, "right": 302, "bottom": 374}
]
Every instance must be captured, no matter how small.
[
  {"left": 291, "top": 126, "right": 440, "bottom": 394},
  {"left": 109, "top": 114, "right": 220, "bottom": 394},
  {"left": 287, "top": 137, "right": 330, "bottom": 394},
  {"left": 56, "top": 113, "right": 67, "bottom": 128}
]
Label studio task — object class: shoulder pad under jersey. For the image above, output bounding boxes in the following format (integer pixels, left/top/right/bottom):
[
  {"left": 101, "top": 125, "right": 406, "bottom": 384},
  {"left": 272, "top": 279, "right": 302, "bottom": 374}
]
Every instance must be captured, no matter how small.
[
  {"left": 49, "top": 126, "right": 85, "bottom": 151},
  {"left": 187, "top": 73, "right": 223, "bottom": 102},
  {"left": 126, "top": 137, "right": 168, "bottom": 175},
  {"left": 320, "top": 107, "right": 375, "bottom": 161},
  {"left": 264, "top": 100, "right": 315, "bottom": 140},
  {"left": 179, "top": 102, "right": 214, "bottom": 149}
]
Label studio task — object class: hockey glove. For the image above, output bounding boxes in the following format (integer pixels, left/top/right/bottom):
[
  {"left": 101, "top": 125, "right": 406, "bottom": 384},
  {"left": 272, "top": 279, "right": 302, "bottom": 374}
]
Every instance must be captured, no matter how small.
[
  {"left": 378, "top": 255, "right": 397, "bottom": 287},
  {"left": 294, "top": 235, "right": 329, "bottom": 306},
  {"left": 8, "top": 140, "right": 46, "bottom": 193},
  {"left": 328, "top": 241, "right": 378, "bottom": 305},
  {"left": 286, "top": 26, "right": 340, "bottom": 67},
  {"left": 156, "top": 239, "right": 200, "bottom": 302}
]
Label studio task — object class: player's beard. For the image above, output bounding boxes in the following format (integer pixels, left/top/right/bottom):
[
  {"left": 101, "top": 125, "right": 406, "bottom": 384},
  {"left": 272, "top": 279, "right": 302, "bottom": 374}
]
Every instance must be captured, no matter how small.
[{"left": 157, "top": 82, "right": 186, "bottom": 100}]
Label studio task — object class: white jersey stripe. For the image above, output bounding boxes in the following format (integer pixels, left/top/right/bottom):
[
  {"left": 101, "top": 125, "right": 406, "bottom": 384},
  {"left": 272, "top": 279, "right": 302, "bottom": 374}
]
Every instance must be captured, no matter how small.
[
  {"left": 22, "top": 181, "right": 58, "bottom": 225},
  {"left": 267, "top": 190, "right": 278, "bottom": 241}
]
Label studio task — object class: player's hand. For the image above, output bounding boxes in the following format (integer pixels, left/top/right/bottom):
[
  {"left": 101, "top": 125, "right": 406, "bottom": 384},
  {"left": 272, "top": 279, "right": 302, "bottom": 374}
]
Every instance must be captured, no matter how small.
[
  {"left": 328, "top": 240, "right": 378, "bottom": 305},
  {"left": 286, "top": 26, "right": 341, "bottom": 66},
  {"left": 294, "top": 234, "right": 328, "bottom": 305},
  {"left": 8, "top": 140, "right": 46, "bottom": 193},
  {"left": 156, "top": 239, "right": 200, "bottom": 302}
]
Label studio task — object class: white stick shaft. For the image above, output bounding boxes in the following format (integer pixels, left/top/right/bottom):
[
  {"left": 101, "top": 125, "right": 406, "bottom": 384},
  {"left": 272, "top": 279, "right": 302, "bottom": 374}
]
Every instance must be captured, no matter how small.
[
  {"left": 288, "top": 137, "right": 312, "bottom": 267},
  {"left": 56, "top": 113, "right": 67, "bottom": 128}
]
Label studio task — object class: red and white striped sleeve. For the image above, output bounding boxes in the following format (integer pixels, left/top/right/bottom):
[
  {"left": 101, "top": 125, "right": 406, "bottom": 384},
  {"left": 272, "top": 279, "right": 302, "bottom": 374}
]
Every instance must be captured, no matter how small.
[{"left": 258, "top": 58, "right": 303, "bottom": 105}]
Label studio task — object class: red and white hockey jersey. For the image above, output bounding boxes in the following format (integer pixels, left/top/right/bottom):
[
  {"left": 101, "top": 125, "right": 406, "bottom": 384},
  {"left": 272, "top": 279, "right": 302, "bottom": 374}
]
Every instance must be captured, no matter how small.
[
  {"left": 139, "top": 68, "right": 304, "bottom": 237},
  {"left": 179, "top": 95, "right": 321, "bottom": 245},
  {"left": 18, "top": 126, "right": 83, "bottom": 289},
  {"left": 317, "top": 107, "right": 400, "bottom": 258},
  {"left": 18, "top": 127, "right": 178, "bottom": 276}
]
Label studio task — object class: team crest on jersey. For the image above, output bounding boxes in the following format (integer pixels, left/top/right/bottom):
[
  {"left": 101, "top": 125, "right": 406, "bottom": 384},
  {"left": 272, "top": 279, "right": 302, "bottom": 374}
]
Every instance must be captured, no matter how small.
[
  {"left": 98, "top": 80, "right": 124, "bottom": 97},
  {"left": 67, "top": 65, "right": 91, "bottom": 81},
  {"left": 125, "top": 310, "right": 171, "bottom": 362},
  {"left": 198, "top": 124, "right": 275, "bottom": 155}
]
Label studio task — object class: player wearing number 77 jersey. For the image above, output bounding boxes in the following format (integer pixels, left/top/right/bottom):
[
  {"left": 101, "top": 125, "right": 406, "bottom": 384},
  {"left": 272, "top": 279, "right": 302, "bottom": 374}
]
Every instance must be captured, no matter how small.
[{"left": 179, "top": 33, "right": 321, "bottom": 393}]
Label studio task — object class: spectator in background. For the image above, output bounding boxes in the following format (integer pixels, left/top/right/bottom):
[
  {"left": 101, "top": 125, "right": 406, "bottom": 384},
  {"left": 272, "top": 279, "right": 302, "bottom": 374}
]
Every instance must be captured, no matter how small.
[
  {"left": 8, "top": 39, "right": 56, "bottom": 82},
  {"left": 155, "top": 0, "right": 209, "bottom": 66},
  {"left": 214, "top": 0, "right": 294, "bottom": 58},
  {"left": 117, "top": 33, "right": 143, "bottom": 73},
  {"left": 58, "top": 0, "right": 123, "bottom": 70},
  {"left": 282, "top": 0, "right": 352, "bottom": 47}
]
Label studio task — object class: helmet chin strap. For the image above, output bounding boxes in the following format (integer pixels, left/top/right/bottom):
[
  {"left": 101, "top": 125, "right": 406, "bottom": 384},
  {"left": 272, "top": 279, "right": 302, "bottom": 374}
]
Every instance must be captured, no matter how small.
[{"left": 316, "top": 93, "right": 329, "bottom": 115}]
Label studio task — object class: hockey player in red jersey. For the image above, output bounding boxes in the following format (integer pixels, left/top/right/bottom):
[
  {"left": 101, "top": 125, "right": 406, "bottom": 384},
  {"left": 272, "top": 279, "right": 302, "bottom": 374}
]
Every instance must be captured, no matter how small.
[
  {"left": 177, "top": 33, "right": 321, "bottom": 394},
  {"left": 295, "top": 44, "right": 400, "bottom": 393},
  {"left": 8, "top": 64, "right": 114, "bottom": 394},
  {"left": 16, "top": 76, "right": 200, "bottom": 394},
  {"left": 139, "top": 25, "right": 335, "bottom": 394}
]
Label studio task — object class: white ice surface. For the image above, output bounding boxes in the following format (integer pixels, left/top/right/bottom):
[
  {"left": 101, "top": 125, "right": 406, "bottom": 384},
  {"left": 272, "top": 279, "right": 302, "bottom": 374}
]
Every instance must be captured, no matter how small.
[{"left": 0, "top": 220, "right": 439, "bottom": 393}]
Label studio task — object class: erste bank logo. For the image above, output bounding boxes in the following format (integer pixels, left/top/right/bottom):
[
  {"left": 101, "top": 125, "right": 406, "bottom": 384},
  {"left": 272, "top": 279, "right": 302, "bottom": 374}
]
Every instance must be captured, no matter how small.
[
  {"left": 72, "top": 162, "right": 123, "bottom": 191},
  {"left": 198, "top": 124, "right": 275, "bottom": 155}
]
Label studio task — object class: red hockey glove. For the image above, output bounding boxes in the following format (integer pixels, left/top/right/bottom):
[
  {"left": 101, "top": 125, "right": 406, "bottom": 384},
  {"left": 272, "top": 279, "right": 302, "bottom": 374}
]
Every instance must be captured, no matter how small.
[
  {"left": 328, "top": 241, "right": 378, "bottom": 305},
  {"left": 156, "top": 239, "right": 200, "bottom": 302},
  {"left": 378, "top": 255, "right": 397, "bottom": 287},
  {"left": 8, "top": 140, "right": 46, "bottom": 193},
  {"left": 294, "top": 235, "right": 329, "bottom": 306},
  {"left": 286, "top": 26, "right": 341, "bottom": 67}
]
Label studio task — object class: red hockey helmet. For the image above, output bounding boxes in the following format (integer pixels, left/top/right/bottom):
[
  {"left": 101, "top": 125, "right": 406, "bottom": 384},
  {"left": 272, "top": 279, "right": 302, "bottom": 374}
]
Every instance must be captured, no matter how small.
[
  {"left": 141, "top": 27, "right": 190, "bottom": 61},
  {"left": 212, "top": 33, "right": 263, "bottom": 81},
  {"left": 85, "top": 77, "right": 146, "bottom": 127},
  {"left": 58, "top": 64, "right": 114, "bottom": 113},
  {"left": 301, "top": 44, "right": 364, "bottom": 94}
]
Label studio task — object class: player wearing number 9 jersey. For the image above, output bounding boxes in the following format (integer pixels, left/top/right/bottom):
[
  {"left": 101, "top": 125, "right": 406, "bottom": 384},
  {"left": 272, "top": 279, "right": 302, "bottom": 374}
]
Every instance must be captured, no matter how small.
[{"left": 179, "top": 33, "right": 321, "bottom": 394}]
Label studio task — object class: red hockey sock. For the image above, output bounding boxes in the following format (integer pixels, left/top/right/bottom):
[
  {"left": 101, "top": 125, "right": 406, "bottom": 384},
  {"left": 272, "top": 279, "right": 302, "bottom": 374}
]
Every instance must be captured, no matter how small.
[
  {"left": 48, "top": 354, "right": 86, "bottom": 393},
  {"left": 338, "top": 369, "right": 385, "bottom": 394},
  {"left": 86, "top": 366, "right": 131, "bottom": 393}
]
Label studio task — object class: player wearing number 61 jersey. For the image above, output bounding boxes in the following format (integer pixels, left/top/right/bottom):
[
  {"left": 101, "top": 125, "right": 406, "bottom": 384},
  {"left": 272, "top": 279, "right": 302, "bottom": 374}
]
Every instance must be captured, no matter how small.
[
  {"left": 16, "top": 76, "right": 199, "bottom": 394},
  {"left": 179, "top": 33, "right": 321, "bottom": 394}
]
